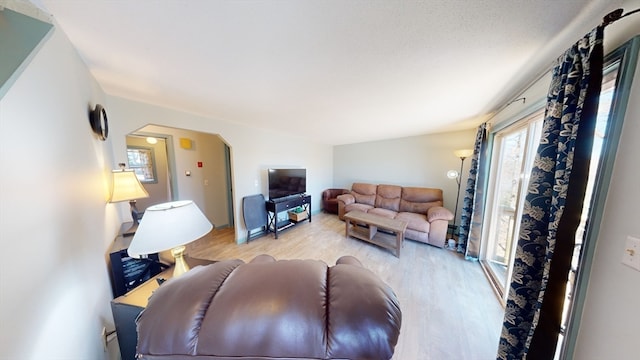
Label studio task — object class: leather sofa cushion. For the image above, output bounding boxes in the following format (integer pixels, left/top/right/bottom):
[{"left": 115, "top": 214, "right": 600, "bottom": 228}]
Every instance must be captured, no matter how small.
[
  {"left": 327, "top": 260, "right": 402, "bottom": 359},
  {"left": 375, "top": 184, "right": 401, "bottom": 212},
  {"left": 351, "top": 182, "right": 377, "bottom": 206},
  {"left": 198, "top": 257, "right": 328, "bottom": 358},
  {"left": 135, "top": 255, "right": 401, "bottom": 360},
  {"left": 137, "top": 260, "right": 244, "bottom": 355},
  {"left": 396, "top": 212, "right": 430, "bottom": 233}
]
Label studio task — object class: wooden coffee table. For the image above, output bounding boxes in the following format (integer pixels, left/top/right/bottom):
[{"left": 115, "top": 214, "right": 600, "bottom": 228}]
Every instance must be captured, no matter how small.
[{"left": 344, "top": 210, "right": 408, "bottom": 257}]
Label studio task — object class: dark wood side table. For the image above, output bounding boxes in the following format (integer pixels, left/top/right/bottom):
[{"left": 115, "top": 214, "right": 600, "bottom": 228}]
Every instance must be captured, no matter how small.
[{"left": 111, "top": 256, "right": 214, "bottom": 360}]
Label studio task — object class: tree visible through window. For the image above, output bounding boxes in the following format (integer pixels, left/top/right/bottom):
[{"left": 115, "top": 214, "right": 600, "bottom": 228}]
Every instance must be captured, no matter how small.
[{"left": 127, "top": 147, "right": 157, "bottom": 183}]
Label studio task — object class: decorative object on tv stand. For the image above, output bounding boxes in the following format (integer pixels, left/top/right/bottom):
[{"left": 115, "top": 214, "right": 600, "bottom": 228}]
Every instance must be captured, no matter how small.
[
  {"left": 127, "top": 200, "right": 213, "bottom": 278},
  {"left": 109, "top": 163, "right": 149, "bottom": 237},
  {"left": 447, "top": 149, "right": 474, "bottom": 239}
]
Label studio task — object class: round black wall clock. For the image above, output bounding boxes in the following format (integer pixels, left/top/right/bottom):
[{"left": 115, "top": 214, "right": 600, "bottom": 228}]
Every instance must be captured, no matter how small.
[{"left": 90, "top": 104, "right": 109, "bottom": 141}]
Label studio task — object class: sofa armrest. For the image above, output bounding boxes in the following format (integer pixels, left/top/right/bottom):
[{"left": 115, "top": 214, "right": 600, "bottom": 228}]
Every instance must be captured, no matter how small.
[
  {"left": 337, "top": 193, "right": 355, "bottom": 206},
  {"left": 427, "top": 206, "right": 454, "bottom": 222}
]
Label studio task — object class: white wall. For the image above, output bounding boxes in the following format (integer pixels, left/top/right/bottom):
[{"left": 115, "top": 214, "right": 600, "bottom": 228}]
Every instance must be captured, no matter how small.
[
  {"left": 0, "top": 26, "right": 120, "bottom": 359},
  {"left": 106, "top": 96, "right": 334, "bottom": 243},
  {"left": 333, "top": 129, "right": 477, "bottom": 222}
]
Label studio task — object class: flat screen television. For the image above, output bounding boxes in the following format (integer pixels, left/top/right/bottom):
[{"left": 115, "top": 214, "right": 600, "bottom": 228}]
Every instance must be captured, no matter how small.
[{"left": 268, "top": 168, "right": 306, "bottom": 201}]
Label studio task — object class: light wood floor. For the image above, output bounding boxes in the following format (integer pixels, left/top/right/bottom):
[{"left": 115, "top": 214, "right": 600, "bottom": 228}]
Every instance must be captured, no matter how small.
[{"left": 187, "top": 212, "right": 504, "bottom": 360}]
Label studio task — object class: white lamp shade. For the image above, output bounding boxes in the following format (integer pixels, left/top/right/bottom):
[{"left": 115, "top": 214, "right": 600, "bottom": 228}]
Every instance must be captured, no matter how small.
[
  {"left": 447, "top": 170, "right": 459, "bottom": 179},
  {"left": 453, "top": 149, "right": 474, "bottom": 159},
  {"left": 109, "top": 169, "right": 149, "bottom": 202},
  {"left": 127, "top": 200, "right": 213, "bottom": 257}
]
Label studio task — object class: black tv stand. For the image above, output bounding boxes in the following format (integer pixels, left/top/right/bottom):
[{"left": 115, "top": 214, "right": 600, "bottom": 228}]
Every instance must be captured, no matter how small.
[{"left": 266, "top": 194, "right": 311, "bottom": 239}]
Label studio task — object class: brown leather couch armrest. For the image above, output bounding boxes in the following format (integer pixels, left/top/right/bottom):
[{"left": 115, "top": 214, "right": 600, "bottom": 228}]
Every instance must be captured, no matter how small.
[
  {"left": 337, "top": 193, "right": 355, "bottom": 206},
  {"left": 427, "top": 206, "right": 454, "bottom": 222},
  {"left": 323, "top": 188, "right": 350, "bottom": 200}
]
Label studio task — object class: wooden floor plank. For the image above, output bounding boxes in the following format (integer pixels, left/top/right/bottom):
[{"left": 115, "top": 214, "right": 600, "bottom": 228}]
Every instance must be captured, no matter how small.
[{"left": 187, "top": 212, "right": 504, "bottom": 359}]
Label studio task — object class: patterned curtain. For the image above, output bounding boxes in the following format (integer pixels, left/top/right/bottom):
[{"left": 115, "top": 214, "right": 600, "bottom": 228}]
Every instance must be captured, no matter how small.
[
  {"left": 497, "top": 26, "right": 603, "bottom": 359},
  {"left": 457, "top": 123, "right": 488, "bottom": 259}
]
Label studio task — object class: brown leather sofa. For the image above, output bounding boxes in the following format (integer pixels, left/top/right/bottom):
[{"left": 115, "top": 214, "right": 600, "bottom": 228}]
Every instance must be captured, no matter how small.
[
  {"left": 338, "top": 182, "right": 454, "bottom": 248},
  {"left": 135, "top": 254, "right": 401, "bottom": 360},
  {"left": 321, "top": 188, "right": 350, "bottom": 214}
]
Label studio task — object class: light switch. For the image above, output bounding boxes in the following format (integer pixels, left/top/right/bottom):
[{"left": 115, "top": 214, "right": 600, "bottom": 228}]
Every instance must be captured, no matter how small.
[{"left": 622, "top": 236, "right": 640, "bottom": 271}]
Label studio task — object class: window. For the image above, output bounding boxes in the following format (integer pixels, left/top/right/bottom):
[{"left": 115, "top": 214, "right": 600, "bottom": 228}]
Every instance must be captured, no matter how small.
[{"left": 127, "top": 147, "right": 157, "bottom": 183}]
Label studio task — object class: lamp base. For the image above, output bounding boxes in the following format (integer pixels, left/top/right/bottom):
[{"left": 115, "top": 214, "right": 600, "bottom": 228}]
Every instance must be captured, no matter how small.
[
  {"left": 171, "top": 246, "right": 190, "bottom": 277},
  {"left": 122, "top": 200, "right": 142, "bottom": 237}
]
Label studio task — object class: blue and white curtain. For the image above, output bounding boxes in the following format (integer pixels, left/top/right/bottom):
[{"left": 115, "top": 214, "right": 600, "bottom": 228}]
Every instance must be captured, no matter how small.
[
  {"left": 497, "top": 26, "right": 603, "bottom": 359},
  {"left": 457, "top": 123, "right": 488, "bottom": 259}
]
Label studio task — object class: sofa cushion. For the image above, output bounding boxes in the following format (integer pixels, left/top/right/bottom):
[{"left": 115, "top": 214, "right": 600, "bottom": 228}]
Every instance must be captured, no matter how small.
[
  {"left": 399, "top": 187, "right": 444, "bottom": 214},
  {"left": 375, "top": 185, "right": 402, "bottom": 212},
  {"left": 395, "top": 212, "right": 430, "bottom": 233},
  {"left": 351, "top": 183, "right": 377, "bottom": 206},
  {"left": 135, "top": 255, "right": 401, "bottom": 360},
  {"left": 197, "top": 258, "right": 329, "bottom": 357}
]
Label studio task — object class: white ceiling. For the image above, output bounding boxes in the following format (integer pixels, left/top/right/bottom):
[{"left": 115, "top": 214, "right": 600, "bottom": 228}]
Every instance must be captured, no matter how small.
[{"left": 30, "top": 0, "right": 617, "bottom": 145}]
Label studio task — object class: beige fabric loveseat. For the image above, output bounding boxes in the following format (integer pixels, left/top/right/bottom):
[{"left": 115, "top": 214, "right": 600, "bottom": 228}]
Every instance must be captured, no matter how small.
[{"left": 337, "top": 183, "right": 454, "bottom": 248}]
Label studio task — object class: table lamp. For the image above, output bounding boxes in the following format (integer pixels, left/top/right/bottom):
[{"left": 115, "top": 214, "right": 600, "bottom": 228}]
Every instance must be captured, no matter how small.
[
  {"left": 109, "top": 163, "right": 149, "bottom": 236},
  {"left": 127, "top": 200, "right": 213, "bottom": 278}
]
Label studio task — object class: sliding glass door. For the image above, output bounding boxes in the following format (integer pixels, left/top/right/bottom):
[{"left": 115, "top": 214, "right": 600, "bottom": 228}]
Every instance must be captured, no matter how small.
[
  {"left": 482, "top": 70, "right": 619, "bottom": 305},
  {"left": 481, "top": 113, "right": 542, "bottom": 302}
]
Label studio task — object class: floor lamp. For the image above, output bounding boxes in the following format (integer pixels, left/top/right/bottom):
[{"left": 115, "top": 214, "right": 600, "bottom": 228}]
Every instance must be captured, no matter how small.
[{"left": 447, "top": 149, "right": 474, "bottom": 240}]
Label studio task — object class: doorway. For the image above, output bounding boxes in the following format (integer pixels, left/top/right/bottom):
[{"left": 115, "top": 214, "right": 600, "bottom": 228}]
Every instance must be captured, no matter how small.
[{"left": 127, "top": 126, "right": 234, "bottom": 230}]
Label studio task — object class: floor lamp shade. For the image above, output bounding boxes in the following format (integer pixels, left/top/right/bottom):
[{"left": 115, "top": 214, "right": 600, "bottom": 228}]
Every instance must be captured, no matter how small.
[
  {"left": 453, "top": 148, "right": 474, "bottom": 159},
  {"left": 127, "top": 200, "right": 213, "bottom": 258}
]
